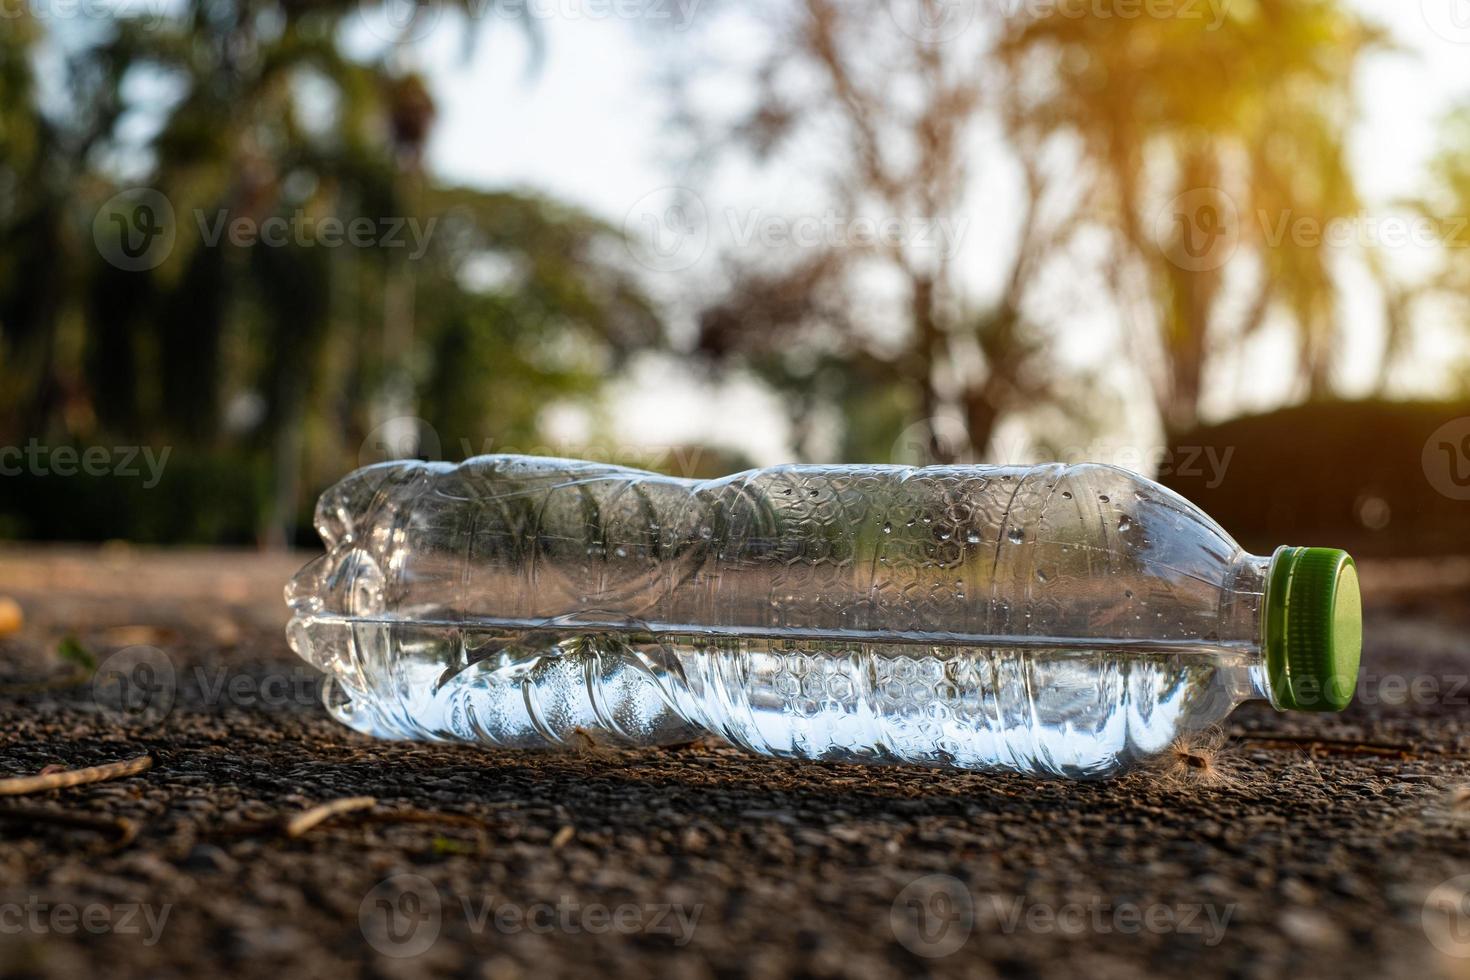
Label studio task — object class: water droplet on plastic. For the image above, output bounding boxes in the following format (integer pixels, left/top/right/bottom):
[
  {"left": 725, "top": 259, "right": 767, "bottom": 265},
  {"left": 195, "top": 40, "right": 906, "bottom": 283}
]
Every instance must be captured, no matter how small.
[
  {"left": 881, "top": 522, "right": 892, "bottom": 534},
  {"left": 1035, "top": 568, "right": 1049, "bottom": 583},
  {"left": 1007, "top": 528, "right": 1024, "bottom": 544},
  {"left": 965, "top": 530, "right": 981, "bottom": 545},
  {"left": 1098, "top": 494, "right": 1110, "bottom": 503},
  {"left": 1061, "top": 491, "right": 1072, "bottom": 500},
  {"left": 1118, "top": 515, "right": 1134, "bottom": 533}
]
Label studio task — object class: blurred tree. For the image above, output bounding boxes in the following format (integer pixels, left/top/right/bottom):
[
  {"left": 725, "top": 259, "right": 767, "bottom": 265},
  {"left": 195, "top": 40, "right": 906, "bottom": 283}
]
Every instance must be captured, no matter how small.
[
  {"left": 683, "top": 0, "right": 1083, "bottom": 464},
  {"left": 998, "top": 0, "right": 1386, "bottom": 436},
  {"left": 409, "top": 186, "right": 662, "bottom": 455},
  {"left": 0, "top": 12, "right": 73, "bottom": 442},
  {"left": 1407, "top": 104, "right": 1470, "bottom": 394},
  {"left": 679, "top": 0, "right": 1386, "bottom": 458},
  {"left": 0, "top": 3, "right": 665, "bottom": 544}
]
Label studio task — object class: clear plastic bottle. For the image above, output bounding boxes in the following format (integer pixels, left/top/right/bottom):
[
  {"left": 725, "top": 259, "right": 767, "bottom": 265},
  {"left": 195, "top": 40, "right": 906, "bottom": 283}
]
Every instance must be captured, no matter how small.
[{"left": 285, "top": 455, "right": 1361, "bottom": 778}]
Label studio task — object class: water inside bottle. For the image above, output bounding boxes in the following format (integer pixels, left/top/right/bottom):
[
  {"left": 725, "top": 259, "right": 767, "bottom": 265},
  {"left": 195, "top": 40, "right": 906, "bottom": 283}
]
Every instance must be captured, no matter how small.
[{"left": 289, "top": 614, "right": 1262, "bottom": 779}]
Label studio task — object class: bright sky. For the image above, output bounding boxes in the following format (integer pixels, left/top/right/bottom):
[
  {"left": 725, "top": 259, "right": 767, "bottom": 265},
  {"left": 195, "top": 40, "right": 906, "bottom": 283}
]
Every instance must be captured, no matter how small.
[{"left": 341, "top": 1, "right": 1470, "bottom": 466}]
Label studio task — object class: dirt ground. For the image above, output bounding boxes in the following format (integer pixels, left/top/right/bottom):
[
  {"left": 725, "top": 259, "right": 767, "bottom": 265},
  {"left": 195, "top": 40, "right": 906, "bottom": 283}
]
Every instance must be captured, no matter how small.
[{"left": 0, "top": 545, "right": 1468, "bottom": 979}]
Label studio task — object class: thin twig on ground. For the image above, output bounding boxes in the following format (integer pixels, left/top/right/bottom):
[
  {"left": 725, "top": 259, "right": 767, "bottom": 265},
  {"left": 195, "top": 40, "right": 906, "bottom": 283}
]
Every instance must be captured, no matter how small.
[
  {"left": 208, "top": 802, "right": 495, "bottom": 853},
  {"left": 0, "top": 755, "right": 153, "bottom": 796},
  {"left": 283, "top": 796, "right": 377, "bottom": 838}
]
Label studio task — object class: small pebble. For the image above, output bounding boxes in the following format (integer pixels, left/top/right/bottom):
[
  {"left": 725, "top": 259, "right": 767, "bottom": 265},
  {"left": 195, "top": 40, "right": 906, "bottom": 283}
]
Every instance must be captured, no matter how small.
[{"left": 0, "top": 596, "right": 22, "bottom": 637}]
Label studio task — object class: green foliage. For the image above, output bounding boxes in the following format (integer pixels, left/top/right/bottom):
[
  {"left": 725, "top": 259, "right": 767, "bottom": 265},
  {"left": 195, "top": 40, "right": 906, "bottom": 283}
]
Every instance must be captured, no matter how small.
[
  {"left": 56, "top": 636, "right": 98, "bottom": 674},
  {"left": 0, "top": 2, "right": 665, "bottom": 542}
]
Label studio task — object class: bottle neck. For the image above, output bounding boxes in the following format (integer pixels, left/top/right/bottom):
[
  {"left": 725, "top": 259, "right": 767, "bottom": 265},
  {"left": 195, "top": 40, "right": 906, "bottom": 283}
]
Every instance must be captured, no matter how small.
[{"left": 1224, "top": 551, "right": 1279, "bottom": 705}]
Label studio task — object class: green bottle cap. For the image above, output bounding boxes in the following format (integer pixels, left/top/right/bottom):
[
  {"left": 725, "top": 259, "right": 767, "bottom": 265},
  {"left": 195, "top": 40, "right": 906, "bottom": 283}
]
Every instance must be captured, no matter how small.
[{"left": 1264, "top": 547, "right": 1362, "bottom": 712}]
